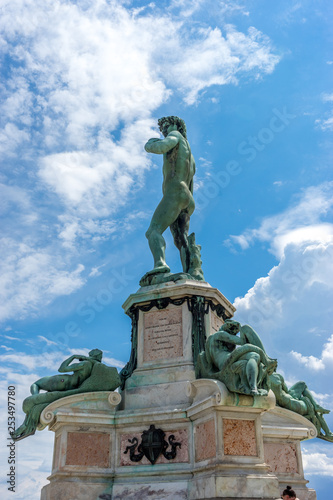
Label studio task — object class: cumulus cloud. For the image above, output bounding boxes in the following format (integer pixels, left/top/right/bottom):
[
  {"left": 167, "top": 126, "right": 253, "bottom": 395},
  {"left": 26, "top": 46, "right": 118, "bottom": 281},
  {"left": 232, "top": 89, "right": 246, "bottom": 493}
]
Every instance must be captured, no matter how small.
[
  {"left": 228, "top": 182, "right": 333, "bottom": 258},
  {"left": 232, "top": 182, "right": 333, "bottom": 364},
  {"left": 302, "top": 448, "right": 333, "bottom": 476},
  {"left": 291, "top": 334, "right": 333, "bottom": 371}
]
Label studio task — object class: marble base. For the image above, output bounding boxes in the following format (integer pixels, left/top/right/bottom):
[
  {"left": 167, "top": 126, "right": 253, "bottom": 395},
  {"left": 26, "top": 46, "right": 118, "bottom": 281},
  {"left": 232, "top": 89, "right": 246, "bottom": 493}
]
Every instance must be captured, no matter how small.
[
  {"left": 39, "top": 380, "right": 317, "bottom": 500},
  {"left": 40, "top": 282, "right": 317, "bottom": 499},
  {"left": 262, "top": 408, "right": 317, "bottom": 500}
]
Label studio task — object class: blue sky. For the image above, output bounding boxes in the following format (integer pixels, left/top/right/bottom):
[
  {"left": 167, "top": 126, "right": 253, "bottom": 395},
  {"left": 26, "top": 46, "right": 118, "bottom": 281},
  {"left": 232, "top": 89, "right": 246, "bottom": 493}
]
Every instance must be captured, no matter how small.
[{"left": 0, "top": 0, "right": 332, "bottom": 498}]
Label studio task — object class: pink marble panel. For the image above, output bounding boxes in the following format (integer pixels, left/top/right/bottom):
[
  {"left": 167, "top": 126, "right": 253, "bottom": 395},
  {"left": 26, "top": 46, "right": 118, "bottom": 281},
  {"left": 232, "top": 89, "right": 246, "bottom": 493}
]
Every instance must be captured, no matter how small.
[
  {"left": 120, "top": 429, "right": 188, "bottom": 466},
  {"left": 223, "top": 419, "right": 257, "bottom": 456},
  {"left": 66, "top": 432, "right": 110, "bottom": 467},
  {"left": 195, "top": 419, "right": 216, "bottom": 462},
  {"left": 264, "top": 442, "right": 298, "bottom": 473},
  {"left": 143, "top": 307, "right": 183, "bottom": 362}
]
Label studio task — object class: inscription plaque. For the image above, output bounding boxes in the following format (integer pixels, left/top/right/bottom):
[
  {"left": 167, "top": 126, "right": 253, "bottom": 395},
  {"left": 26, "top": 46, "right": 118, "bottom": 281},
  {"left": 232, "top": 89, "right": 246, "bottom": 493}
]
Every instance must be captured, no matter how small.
[{"left": 143, "top": 307, "right": 183, "bottom": 362}]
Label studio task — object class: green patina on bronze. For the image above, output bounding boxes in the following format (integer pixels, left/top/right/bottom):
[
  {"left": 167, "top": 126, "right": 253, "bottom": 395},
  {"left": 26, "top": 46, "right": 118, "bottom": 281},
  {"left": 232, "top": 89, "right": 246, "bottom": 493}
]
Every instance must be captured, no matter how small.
[
  {"left": 197, "top": 320, "right": 333, "bottom": 439},
  {"left": 140, "top": 116, "right": 204, "bottom": 286},
  {"left": 12, "top": 350, "right": 120, "bottom": 441},
  {"left": 196, "top": 320, "right": 277, "bottom": 396},
  {"left": 269, "top": 371, "right": 333, "bottom": 442}
]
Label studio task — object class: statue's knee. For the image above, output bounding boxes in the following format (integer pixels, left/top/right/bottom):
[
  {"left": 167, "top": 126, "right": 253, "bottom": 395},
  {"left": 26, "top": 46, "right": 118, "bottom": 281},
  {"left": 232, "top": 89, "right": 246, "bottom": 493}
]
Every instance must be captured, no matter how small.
[
  {"left": 30, "top": 383, "right": 39, "bottom": 395},
  {"left": 252, "top": 353, "right": 260, "bottom": 363},
  {"left": 146, "top": 226, "right": 162, "bottom": 240}
]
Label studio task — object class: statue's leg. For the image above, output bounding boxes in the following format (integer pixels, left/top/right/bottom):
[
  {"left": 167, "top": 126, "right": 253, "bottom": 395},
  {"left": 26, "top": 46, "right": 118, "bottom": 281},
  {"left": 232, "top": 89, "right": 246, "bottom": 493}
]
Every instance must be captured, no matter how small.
[
  {"left": 30, "top": 376, "right": 56, "bottom": 394},
  {"left": 30, "top": 382, "right": 40, "bottom": 395},
  {"left": 289, "top": 381, "right": 307, "bottom": 399},
  {"left": 145, "top": 194, "right": 183, "bottom": 273},
  {"left": 245, "top": 353, "right": 260, "bottom": 395},
  {"left": 289, "top": 382, "right": 330, "bottom": 415},
  {"left": 239, "top": 325, "right": 266, "bottom": 352},
  {"left": 30, "top": 374, "right": 73, "bottom": 393},
  {"left": 170, "top": 210, "right": 191, "bottom": 273},
  {"left": 145, "top": 226, "right": 170, "bottom": 272},
  {"left": 316, "top": 413, "right": 333, "bottom": 437},
  {"left": 301, "top": 387, "right": 330, "bottom": 414}
]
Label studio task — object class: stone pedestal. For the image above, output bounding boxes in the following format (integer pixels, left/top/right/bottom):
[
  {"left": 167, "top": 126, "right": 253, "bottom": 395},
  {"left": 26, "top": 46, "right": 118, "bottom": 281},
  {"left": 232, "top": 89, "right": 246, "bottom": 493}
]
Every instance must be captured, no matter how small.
[
  {"left": 40, "top": 392, "right": 121, "bottom": 500},
  {"left": 262, "top": 407, "right": 317, "bottom": 500},
  {"left": 40, "top": 280, "right": 317, "bottom": 500},
  {"left": 120, "top": 280, "right": 235, "bottom": 410}
]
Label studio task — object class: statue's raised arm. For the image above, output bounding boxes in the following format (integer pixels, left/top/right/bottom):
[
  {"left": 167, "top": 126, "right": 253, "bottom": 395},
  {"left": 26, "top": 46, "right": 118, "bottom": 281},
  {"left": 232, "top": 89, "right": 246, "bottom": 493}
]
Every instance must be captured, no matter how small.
[{"left": 144, "top": 134, "right": 179, "bottom": 154}]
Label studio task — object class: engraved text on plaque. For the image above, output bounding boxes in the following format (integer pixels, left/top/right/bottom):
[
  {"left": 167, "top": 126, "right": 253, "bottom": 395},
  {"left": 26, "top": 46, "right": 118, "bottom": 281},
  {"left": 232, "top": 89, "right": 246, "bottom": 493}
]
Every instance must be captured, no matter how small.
[{"left": 143, "top": 307, "right": 183, "bottom": 362}]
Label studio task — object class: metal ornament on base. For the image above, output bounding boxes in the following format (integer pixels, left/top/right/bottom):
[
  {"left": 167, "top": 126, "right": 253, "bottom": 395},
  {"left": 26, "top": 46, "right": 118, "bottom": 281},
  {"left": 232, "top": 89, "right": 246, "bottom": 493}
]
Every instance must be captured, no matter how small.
[{"left": 124, "top": 424, "right": 181, "bottom": 465}]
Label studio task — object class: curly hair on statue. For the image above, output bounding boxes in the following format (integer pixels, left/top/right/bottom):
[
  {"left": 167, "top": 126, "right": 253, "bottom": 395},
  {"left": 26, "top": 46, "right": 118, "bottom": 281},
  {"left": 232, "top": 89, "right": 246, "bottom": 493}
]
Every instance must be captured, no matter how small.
[{"left": 158, "top": 115, "right": 187, "bottom": 139}]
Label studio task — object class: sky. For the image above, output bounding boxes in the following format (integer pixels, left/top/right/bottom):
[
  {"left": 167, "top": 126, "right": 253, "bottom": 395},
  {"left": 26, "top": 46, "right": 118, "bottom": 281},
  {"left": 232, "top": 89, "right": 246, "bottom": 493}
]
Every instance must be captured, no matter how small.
[{"left": 0, "top": 0, "right": 332, "bottom": 498}]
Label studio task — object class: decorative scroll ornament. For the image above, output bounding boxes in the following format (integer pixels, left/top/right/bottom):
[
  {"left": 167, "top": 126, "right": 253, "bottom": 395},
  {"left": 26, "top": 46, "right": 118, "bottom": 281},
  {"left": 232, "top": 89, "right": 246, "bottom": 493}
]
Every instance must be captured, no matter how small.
[{"left": 124, "top": 425, "right": 181, "bottom": 465}]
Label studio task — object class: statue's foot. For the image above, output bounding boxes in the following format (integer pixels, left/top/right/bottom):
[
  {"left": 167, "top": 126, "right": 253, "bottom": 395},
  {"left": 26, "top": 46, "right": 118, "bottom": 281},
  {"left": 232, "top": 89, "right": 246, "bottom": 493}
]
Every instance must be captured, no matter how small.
[
  {"left": 152, "top": 265, "right": 171, "bottom": 274},
  {"left": 139, "top": 265, "right": 171, "bottom": 287},
  {"left": 315, "top": 405, "right": 330, "bottom": 414},
  {"left": 319, "top": 432, "right": 333, "bottom": 442},
  {"left": 143, "top": 265, "right": 170, "bottom": 277},
  {"left": 251, "top": 388, "right": 268, "bottom": 396},
  {"left": 188, "top": 269, "right": 205, "bottom": 281},
  {"left": 11, "top": 428, "right": 36, "bottom": 441}
]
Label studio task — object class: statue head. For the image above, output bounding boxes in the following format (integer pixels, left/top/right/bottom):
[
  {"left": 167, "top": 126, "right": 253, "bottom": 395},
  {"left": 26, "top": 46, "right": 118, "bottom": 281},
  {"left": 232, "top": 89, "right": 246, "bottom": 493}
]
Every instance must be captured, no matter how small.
[
  {"left": 158, "top": 116, "right": 187, "bottom": 139},
  {"left": 221, "top": 319, "right": 240, "bottom": 335},
  {"left": 88, "top": 348, "right": 103, "bottom": 362}
]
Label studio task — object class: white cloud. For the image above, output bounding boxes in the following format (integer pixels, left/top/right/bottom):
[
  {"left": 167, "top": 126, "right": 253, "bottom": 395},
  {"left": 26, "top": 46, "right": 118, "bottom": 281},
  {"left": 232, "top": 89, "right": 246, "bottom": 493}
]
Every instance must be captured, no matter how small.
[
  {"left": 0, "top": 345, "right": 13, "bottom": 351},
  {"left": 0, "top": 0, "right": 280, "bottom": 321},
  {"left": 291, "top": 334, "right": 333, "bottom": 371},
  {"left": 1, "top": 0, "right": 280, "bottom": 204},
  {"left": 0, "top": 238, "right": 85, "bottom": 322},
  {"left": 39, "top": 119, "right": 154, "bottom": 215},
  {"left": 302, "top": 449, "right": 333, "bottom": 476},
  {"left": 37, "top": 336, "right": 59, "bottom": 347},
  {"left": 231, "top": 183, "right": 333, "bottom": 383},
  {"left": 0, "top": 123, "right": 30, "bottom": 157},
  {"left": 323, "top": 93, "right": 333, "bottom": 103},
  {"left": 290, "top": 351, "right": 325, "bottom": 371},
  {"left": 0, "top": 347, "right": 125, "bottom": 377},
  {"left": 166, "top": 25, "right": 279, "bottom": 105},
  {"left": 319, "top": 117, "right": 333, "bottom": 131},
  {"left": 316, "top": 91, "right": 333, "bottom": 131},
  {"left": 234, "top": 231, "right": 333, "bottom": 342},
  {"left": 228, "top": 182, "right": 333, "bottom": 258},
  {"left": 0, "top": 351, "right": 65, "bottom": 373}
]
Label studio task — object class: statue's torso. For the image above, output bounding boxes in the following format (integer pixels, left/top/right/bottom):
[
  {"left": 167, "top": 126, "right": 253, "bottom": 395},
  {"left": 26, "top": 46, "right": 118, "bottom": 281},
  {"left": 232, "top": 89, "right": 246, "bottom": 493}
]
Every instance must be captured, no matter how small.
[{"left": 162, "top": 132, "right": 194, "bottom": 192}]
